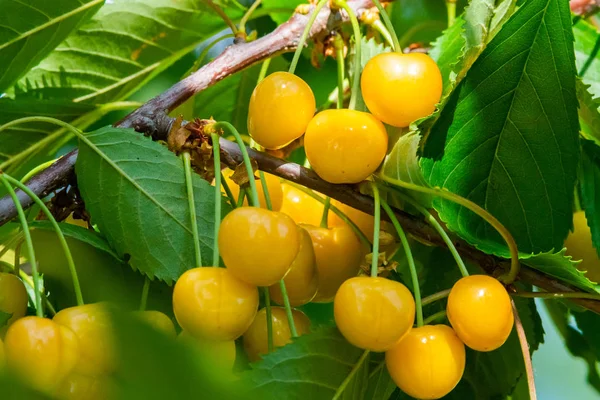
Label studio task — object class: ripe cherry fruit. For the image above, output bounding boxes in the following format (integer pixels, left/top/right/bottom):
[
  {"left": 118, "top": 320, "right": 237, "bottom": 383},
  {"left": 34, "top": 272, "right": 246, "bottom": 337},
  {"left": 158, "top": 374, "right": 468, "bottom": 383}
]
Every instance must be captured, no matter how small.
[
  {"left": 0, "top": 272, "right": 28, "bottom": 335},
  {"left": 301, "top": 224, "right": 363, "bottom": 302},
  {"left": 328, "top": 199, "right": 375, "bottom": 241},
  {"left": 218, "top": 207, "right": 300, "bottom": 287},
  {"left": 4, "top": 316, "right": 79, "bottom": 392},
  {"left": 132, "top": 310, "right": 176, "bottom": 337},
  {"left": 386, "top": 325, "right": 465, "bottom": 399},
  {"left": 334, "top": 277, "right": 415, "bottom": 351},
  {"left": 304, "top": 109, "right": 388, "bottom": 184},
  {"left": 173, "top": 267, "right": 259, "bottom": 341},
  {"left": 269, "top": 227, "right": 319, "bottom": 307},
  {"left": 222, "top": 169, "right": 283, "bottom": 211},
  {"left": 279, "top": 183, "right": 324, "bottom": 226},
  {"left": 53, "top": 303, "right": 116, "bottom": 377},
  {"left": 361, "top": 52, "right": 443, "bottom": 127},
  {"left": 243, "top": 307, "right": 311, "bottom": 362},
  {"left": 565, "top": 211, "right": 600, "bottom": 282},
  {"left": 248, "top": 72, "right": 316, "bottom": 150},
  {"left": 447, "top": 275, "right": 513, "bottom": 352}
]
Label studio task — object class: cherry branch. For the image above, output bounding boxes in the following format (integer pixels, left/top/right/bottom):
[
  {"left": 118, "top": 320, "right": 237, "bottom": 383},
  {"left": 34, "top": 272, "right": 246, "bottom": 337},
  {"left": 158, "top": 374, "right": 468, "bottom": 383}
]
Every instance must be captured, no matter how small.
[{"left": 1, "top": 0, "right": 600, "bottom": 315}]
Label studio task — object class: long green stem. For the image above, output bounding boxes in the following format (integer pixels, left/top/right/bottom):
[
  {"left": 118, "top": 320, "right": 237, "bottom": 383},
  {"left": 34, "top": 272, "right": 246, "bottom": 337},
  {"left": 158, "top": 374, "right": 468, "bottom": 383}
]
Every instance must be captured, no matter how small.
[
  {"left": 388, "top": 188, "right": 469, "bottom": 277},
  {"left": 332, "top": 350, "right": 370, "bottom": 400},
  {"left": 446, "top": 0, "right": 456, "bottom": 27},
  {"left": 205, "top": 0, "right": 238, "bottom": 34},
  {"left": 289, "top": 0, "right": 329, "bottom": 74},
  {"left": 278, "top": 280, "right": 298, "bottom": 337},
  {"left": 423, "top": 310, "right": 447, "bottom": 325},
  {"left": 237, "top": 189, "right": 247, "bottom": 208},
  {"left": 381, "top": 199, "right": 422, "bottom": 327},
  {"left": 20, "top": 159, "right": 58, "bottom": 183},
  {"left": 220, "top": 172, "right": 236, "bottom": 208},
  {"left": 211, "top": 134, "right": 223, "bottom": 266},
  {"left": 372, "top": 20, "right": 395, "bottom": 50},
  {"left": 512, "top": 291, "right": 600, "bottom": 301},
  {"left": 320, "top": 196, "right": 331, "bottom": 228},
  {"left": 370, "top": 0, "right": 400, "bottom": 52},
  {"left": 140, "top": 277, "right": 150, "bottom": 311},
  {"left": 370, "top": 183, "right": 381, "bottom": 278},
  {"left": 182, "top": 152, "right": 203, "bottom": 268},
  {"left": 422, "top": 289, "right": 451, "bottom": 307},
  {"left": 13, "top": 239, "right": 23, "bottom": 276},
  {"left": 380, "top": 176, "right": 519, "bottom": 284},
  {"left": 1, "top": 176, "right": 43, "bottom": 316},
  {"left": 512, "top": 300, "right": 538, "bottom": 400},
  {"left": 211, "top": 123, "right": 260, "bottom": 208},
  {"left": 257, "top": 58, "right": 272, "bottom": 83},
  {"left": 334, "top": 33, "right": 345, "bottom": 109},
  {"left": 19, "top": 270, "right": 56, "bottom": 316},
  {"left": 286, "top": 182, "right": 371, "bottom": 249},
  {"left": 259, "top": 171, "right": 273, "bottom": 210},
  {"left": 264, "top": 288, "right": 274, "bottom": 352},
  {"left": 239, "top": 0, "right": 263, "bottom": 36},
  {"left": 4, "top": 174, "right": 84, "bottom": 306},
  {"left": 334, "top": 0, "right": 361, "bottom": 110}
]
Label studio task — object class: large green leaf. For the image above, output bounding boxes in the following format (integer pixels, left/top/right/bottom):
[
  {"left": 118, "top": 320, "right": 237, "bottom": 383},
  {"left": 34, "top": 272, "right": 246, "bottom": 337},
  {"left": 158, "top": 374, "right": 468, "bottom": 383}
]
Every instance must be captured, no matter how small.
[
  {"left": 421, "top": 0, "right": 580, "bottom": 256},
  {"left": 242, "top": 328, "right": 369, "bottom": 400},
  {"left": 520, "top": 249, "right": 597, "bottom": 292},
  {"left": 428, "top": 16, "right": 465, "bottom": 93},
  {"left": 580, "top": 140, "right": 600, "bottom": 255},
  {"left": 574, "top": 21, "right": 600, "bottom": 101},
  {"left": 75, "top": 126, "right": 229, "bottom": 283},
  {"left": 14, "top": 0, "right": 240, "bottom": 103},
  {"left": 194, "top": 57, "right": 288, "bottom": 129},
  {"left": 0, "top": 0, "right": 103, "bottom": 94}
]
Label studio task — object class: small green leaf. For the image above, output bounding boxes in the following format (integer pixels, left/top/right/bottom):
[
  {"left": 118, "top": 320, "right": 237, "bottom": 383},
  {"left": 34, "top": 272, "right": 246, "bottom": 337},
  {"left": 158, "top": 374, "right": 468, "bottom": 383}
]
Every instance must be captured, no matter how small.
[
  {"left": 30, "top": 221, "right": 123, "bottom": 262},
  {"left": 242, "top": 327, "right": 369, "bottom": 400},
  {"left": 577, "top": 80, "right": 600, "bottom": 144},
  {"left": 520, "top": 249, "right": 598, "bottom": 292},
  {"left": 574, "top": 20, "right": 600, "bottom": 101},
  {"left": 0, "top": 310, "right": 12, "bottom": 328},
  {"left": 429, "top": 16, "right": 465, "bottom": 92},
  {"left": 75, "top": 126, "right": 230, "bottom": 283},
  {"left": 14, "top": 0, "right": 241, "bottom": 103},
  {"left": 0, "top": 0, "right": 103, "bottom": 94},
  {"left": 421, "top": 0, "right": 580, "bottom": 256},
  {"left": 580, "top": 140, "right": 600, "bottom": 255}
]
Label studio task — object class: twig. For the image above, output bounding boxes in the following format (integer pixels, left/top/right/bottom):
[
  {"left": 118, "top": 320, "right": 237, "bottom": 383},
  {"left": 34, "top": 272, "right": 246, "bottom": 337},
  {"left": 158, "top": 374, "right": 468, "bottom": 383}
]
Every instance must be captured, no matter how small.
[{"left": 512, "top": 300, "right": 538, "bottom": 400}]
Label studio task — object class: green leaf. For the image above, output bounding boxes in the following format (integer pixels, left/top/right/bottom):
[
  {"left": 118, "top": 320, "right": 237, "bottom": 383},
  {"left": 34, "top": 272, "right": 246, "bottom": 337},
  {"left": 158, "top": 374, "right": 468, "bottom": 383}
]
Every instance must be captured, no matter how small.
[
  {"left": 391, "top": 0, "right": 457, "bottom": 48},
  {"left": 380, "top": 132, "right": 433, "bottom": 207},
  {"left": 0, "top": 0, "right": 103, "bottom": 94},
  {"left": 577, "top": 80, "right": 600, "bottom": 144},
  {"left": 14, "top": 0, "right": 240, "bottom": 103},
  {"left": 421, "top": 0, "right": 580, "bottom": 256},
  {"left": 520, "top": 249, "right": 597, "bottom": 292},
  {"left": 429, "top": 16, "right": 465, "bottom": 92},
  {"left": 262, "top": 0, "right": 302, "bottom": 25},
  {"left": 574, "top": 20, "right": 600, "bottom": 101},
  {"left": 242, "top": 327, "right": 369, "bottom": 400},
  {"left": 580, "top": 140, "right": 600, "bottom": 255},
  {"left": 364, "top": 361, "right": 396, "bottom": 400},
  {"left": 29, "top": 220, "right": 123, "bottom": 262},
  {"left": 0, "top": 310, "right": 12, "bottom": 328},
  {"left": 75, "top": 126, "right": 230, "bottom": 283},
  {"left": 194, "top": 57, "right": 288, "bottom": 128}
]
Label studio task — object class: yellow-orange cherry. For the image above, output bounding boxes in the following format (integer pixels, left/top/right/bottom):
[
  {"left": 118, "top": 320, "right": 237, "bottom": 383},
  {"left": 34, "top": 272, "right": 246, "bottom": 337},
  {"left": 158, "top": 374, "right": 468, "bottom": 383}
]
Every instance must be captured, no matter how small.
[
  {"left": 248, "top": 72, "right": 316, "bottom": 149},
  {"left": 361, "top": 52, "right": 443, "bottom": 127}
]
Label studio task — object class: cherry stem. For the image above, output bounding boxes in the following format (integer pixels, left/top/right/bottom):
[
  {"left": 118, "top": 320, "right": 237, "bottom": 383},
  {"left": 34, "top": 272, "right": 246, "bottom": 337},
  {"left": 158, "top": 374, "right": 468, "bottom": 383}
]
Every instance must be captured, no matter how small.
[
  {"left": 182, "top": 152, "right": 203, "bottom": 268},
  {"left": 257, "top": 58, "right": 272, "bottom": 83},
  {"left": 370, "top": 183, "right": 381, "bottom": 278},
  {"left": 18, "top": 269, "right": 57, "bottom": 316},
  {"left": 386, "top": 187, "right": 469, "bottom": 277},
  {"left": 211, "top": 135, "right": 224, "bottom": 265},
  {"left": 381, "top": 198, "right": 423, "bottom": 327},
  {"left": 239, "top": 0, "right": 263, "bottom": 37},
  {"left": 0, "top": 175, "right": 43, "bottom": 317},
  {"left": 19, "top": 159, "right": 58, "bottom": 184},
  {"left": 370, "top": 0, "right": 400, "bottom": 52},
  {"left": 278, "top": 280, "right": 298, "bottom": 337},
  {"left": 334, "top": 0, "right": 361, "bottom": 110},
  {"left": 446, "top": 0, "right": 457, "bottom": 28},
  {"left": 220, "top": 172, "right": 237, "bottom": 208},
  {"left": 264, "top": 288, "right": 275, "bottom": 353},
  {"left": 332, "top": 350, "right": 370, "bottom": 400},
  {"left": 371, "top": 20, "right": 395, "bottom": 50},
  {"left": 421, "top": 289, "right": 451, "bottom": 306},
  {"left": 512, "top": 299, "right": 538, "bottom": 400},
  {"left": 423, "top": 310, "right": 446, "bottom": 326},
  {"left": 286, "top": 182, "right": 371, "bottom": 249},
  {"left": 139, "top": 277, "right": 150, "bottom": 311},
  {"left": 380, "top": 176, "right": 519, "bottom": 284},
  {"left": 4, "top": 173, "right": 84, "bottom": 307},
  {"left": 289, "top": 0, "right": 329, "bottom": 74},
  {"left": 512, "top": 291, "right": 600, "bottom": 301},
  {"left": 334, "top": 32, "right": 345, "bottom": 109},
  {"left": 259, "top": 171, "right": 273, "bottom": 210},
  {"left": 14, "top": 238, "right": 23, "bottom": 277},
  {"left": 205, "top": 0, "right": 239, "bottom": 35},
  {"left": 237, "top": 188, "right": 247, "bottom": 208},
  {"left": 211, "top": 122, "right": 260, "bottom": 208},
  {"left": 320, "top": 196, "right": 331, "bottom": 229}
]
